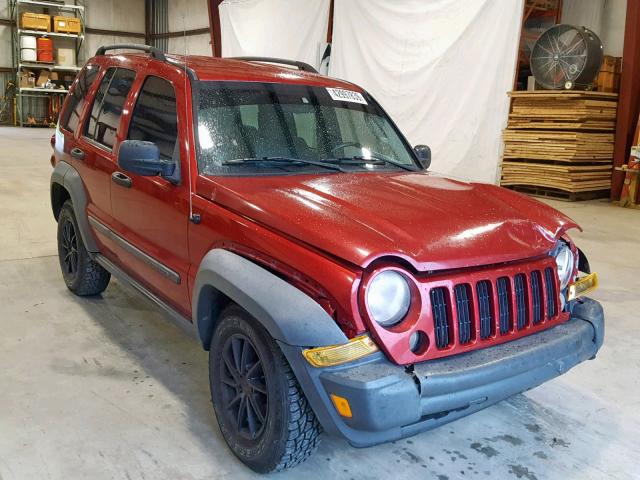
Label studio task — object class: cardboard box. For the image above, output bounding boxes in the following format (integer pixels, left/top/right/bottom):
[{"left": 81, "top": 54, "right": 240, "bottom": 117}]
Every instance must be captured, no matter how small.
[
  {"left": 53, "top": 16, "right": 81, "bottom": 34},
  {"left": 56, "top": 48, "right": 76, "bottom": 67},
  {"left": 21, "top": 12, "right": 50, "bottom": 32},
  {"left": 36, "top": 70, "right": 50, "bottom": 88},
  {"left": 19, "top": 70, "right": 36, "bottom": 88}
]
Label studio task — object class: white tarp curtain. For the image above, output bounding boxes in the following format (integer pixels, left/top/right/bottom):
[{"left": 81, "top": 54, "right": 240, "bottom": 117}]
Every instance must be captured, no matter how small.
[
  {"left": 561, "top": 0, "right": 605, "bottom": 37},
  {"left": 329, "top": 0, "right": 523, "bottom": 183},
  {"left": 219, "top": 0, "right": 330, "bottom": 68}
]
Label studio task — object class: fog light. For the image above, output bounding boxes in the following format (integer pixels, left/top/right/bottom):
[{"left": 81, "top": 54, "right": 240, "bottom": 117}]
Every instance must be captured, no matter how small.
[
  {"left": 409, "top": 331, "right": 427, "bottom": 354},
  {"left": 330, "top": 394, "right": 352, "bottom": 418}
]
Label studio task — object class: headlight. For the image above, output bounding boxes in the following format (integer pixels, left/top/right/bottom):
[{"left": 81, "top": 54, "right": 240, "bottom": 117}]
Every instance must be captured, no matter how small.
[
  {"left": 553, "top": 242, "right": 575, "bottom": 289},
  {"left": 366, "top": 270, "right": 411, "bottom": 326}
]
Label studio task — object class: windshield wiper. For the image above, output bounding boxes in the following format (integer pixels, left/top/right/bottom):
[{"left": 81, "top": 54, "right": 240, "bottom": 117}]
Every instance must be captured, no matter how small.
[
  {"left": 326, "top": 155, "right": 416, "bottom": 172},
  {"left": 222, "top": 156, "right": 347, "bottom": 173}
]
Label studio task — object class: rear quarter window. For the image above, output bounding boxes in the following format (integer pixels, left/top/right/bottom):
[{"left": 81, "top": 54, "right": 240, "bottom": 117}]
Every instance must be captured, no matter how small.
[{"left": 59, "top": 64, "right": 100, "bottom": 134}]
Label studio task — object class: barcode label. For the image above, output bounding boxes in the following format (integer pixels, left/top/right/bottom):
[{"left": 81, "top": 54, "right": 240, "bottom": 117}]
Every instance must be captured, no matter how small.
[{"left": 326, "top": 87, "right": 367, "bottom": 105}]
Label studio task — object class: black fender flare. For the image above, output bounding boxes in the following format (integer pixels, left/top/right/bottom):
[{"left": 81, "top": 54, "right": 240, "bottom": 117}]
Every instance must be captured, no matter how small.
[
  {"left": 50, "top": 161, "right": 99, "bottom": 252},
  {"left": 192, "top": 249, "right": 348, "bottom": 349}
]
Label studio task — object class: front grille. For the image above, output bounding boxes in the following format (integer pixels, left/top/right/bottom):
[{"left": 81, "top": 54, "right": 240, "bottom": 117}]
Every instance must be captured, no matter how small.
[{"left": 433, "top": 264, "right": 560, "bottom": 350}]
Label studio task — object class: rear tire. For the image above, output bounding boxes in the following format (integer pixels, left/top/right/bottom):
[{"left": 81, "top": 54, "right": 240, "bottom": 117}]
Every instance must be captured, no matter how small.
[
  {"left": 209, "top": 305, "right": 321, "bottom": 472},
  {"left": 57, "top": 200, "right": 110, "bottom": 296}
]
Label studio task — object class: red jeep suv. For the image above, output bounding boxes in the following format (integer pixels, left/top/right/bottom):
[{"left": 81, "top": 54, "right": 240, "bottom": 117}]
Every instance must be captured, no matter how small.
[{"left": 50, "top": 44, "right": 604, "bottom": 473}]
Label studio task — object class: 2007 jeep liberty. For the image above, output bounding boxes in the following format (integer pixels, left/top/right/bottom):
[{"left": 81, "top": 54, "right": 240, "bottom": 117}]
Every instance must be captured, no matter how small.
[{"left": 50, "top": 44, "right": 604, "bottom": 473}]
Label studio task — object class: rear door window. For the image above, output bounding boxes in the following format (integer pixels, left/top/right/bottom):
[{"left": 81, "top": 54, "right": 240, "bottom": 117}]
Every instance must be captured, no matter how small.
[
  {"left": 84, "top": 68, "right": 115, "bottom": 142},
  {"left": 83, "top": 68, "right": 136, "bottom": 149},
  {"left": 59, "top": 64, "right": 99, "bottom": 133},
  {"left": 127, "top": 76, "right": 178, "bottom": 160}
]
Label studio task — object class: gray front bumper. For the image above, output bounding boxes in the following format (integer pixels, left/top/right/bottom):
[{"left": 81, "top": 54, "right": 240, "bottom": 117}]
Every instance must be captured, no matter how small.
[{"left": 281, "top": 297, "right": 604, "bottom": 447}]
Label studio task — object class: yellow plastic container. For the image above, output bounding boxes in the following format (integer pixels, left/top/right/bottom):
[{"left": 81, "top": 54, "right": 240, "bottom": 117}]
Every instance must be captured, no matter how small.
[
  {"left": 21, "top": 12, "right": 50, "bottom": 32},
  {"left": 53, "top": 16, "right": 81, "bottom": 34}
]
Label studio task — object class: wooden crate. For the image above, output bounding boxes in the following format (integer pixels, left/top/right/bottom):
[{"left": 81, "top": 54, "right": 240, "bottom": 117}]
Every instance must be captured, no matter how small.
[{"left": 596, "top": 56, "right": 622, "bottom": 93}]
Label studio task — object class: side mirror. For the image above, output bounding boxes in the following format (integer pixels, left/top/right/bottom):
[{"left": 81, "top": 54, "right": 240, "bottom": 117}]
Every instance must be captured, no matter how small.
[
  {"left": 117, "top": 140, "right": 175, "bottom": 177},
  {"left": 414, "top": 144, "right": 431, "bottom": 170}
]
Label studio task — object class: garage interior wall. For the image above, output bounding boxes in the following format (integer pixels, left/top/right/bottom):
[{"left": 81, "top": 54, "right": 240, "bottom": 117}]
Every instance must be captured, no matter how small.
[
  {"left": 167, "top": 0, "right": 210, "bottom": 56},
  {"left": 330, "top": 0, "right": 524, "bottom": 183},
  {"left": 0, "top": 0, "right": 12, "bottom": 69},
  {"left": 219, "top": 0, "right": 330, "bottom": 68},
  {"left": 0, "top": 0, "right": 146, "bottom": 67},
  {"left": 83, "top": 0, "right": 145, "bottom": 62}
]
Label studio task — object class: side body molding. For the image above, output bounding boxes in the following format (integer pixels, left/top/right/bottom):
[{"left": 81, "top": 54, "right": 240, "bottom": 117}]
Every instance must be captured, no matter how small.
[
  {"left": 51, "top": 161, "right": 99, "bottom": 252},
  {"left": 193, "top": 249, "right": 348, "bottom": 349}
]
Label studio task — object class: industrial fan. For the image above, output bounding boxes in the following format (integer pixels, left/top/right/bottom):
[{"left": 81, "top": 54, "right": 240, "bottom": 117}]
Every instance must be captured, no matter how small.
[{"left": 530, "top": 24, "right": 603, "bottom": 90}]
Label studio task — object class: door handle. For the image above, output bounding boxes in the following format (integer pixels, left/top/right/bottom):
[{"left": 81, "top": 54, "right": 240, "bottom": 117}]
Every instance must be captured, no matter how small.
[
  {"left": 70, "top": 147, "right": 85, "bottom": 160},
  {"left": 111, "top": 171, "right": 132, "bottom": 188}
]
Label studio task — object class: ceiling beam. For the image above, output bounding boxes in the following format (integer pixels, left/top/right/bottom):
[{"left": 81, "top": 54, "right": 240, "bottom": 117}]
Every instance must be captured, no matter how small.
[
  {"left": 85, "top": 27, "right": 145, "bottom": 39},
  {"left": 151, "top": 28, "right": 210, "bottom": 40}
]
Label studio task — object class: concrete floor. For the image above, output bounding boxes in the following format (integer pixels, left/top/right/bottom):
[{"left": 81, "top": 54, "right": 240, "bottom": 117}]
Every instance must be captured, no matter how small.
[{"left": 0, "top": 126, "right": 638, "bottom": 480}]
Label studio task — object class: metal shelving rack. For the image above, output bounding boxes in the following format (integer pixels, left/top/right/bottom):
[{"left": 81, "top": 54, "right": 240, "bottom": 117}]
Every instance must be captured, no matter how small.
[{"left": 9, "top": 0, "right": 85, "bottom": 126}]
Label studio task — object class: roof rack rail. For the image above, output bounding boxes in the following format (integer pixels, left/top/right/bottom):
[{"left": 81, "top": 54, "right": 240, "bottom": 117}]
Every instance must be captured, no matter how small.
[
  {"left": 230, "top": 56, "right": 318, "bottom": 74},
  {"left": 95, "top": 44, "right": 167, "bottom": 62}
]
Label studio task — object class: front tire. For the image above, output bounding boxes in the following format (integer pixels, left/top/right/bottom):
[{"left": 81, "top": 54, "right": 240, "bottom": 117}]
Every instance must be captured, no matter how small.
[
  {"left": 209, "top": 305, "right": 321, "bottom": 472},
  {"left": 57, "top": 200, "right": 110, "bottom": 296}
]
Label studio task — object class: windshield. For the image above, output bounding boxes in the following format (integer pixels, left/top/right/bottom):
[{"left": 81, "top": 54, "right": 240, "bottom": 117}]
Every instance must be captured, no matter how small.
[{"left": 194, "top": 81, "right": 419, "bottom": 176}]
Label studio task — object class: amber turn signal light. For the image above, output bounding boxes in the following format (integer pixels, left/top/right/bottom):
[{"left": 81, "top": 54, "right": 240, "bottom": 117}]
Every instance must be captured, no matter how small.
[
  {"left": 568, "top": 272, "right": 599, "bottom": 301},
  {"left": 302, "top": 335, "right": 378, "bottom": 367}
]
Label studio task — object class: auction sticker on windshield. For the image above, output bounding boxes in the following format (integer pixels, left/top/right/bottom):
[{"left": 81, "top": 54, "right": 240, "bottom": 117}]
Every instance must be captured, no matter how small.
[{"left": 326, "top": 87, "right": 368, "bottom": 105}]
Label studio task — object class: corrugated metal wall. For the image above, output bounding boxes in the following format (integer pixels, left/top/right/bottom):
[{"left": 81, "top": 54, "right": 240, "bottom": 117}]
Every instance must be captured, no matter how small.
[{"left": 151, "top": 0, "right": 168, "bottom": 53}]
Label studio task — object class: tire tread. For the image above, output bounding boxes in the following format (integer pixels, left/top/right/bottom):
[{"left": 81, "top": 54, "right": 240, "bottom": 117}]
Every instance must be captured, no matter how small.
[{"left": 272, "top": 353, "right": 322, "bottom": 471}]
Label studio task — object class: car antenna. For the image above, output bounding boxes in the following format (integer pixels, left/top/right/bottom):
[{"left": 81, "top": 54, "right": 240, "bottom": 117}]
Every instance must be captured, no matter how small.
[{"left": 182, "top": 15, "right": 200, "bottom": 225}]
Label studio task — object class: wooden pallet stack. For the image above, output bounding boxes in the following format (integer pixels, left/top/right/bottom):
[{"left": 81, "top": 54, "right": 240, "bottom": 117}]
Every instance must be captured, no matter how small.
[{"left": 500, "top": 90, "right": 618, "bottom": 200}]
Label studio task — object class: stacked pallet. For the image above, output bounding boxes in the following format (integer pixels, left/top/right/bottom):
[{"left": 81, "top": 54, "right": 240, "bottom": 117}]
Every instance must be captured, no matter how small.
[{"left": 501, "top": 91, "right": 618, "bottom": 200}]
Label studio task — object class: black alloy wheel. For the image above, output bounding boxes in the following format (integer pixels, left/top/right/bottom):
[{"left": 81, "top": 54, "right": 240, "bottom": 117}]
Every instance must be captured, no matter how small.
[
  {"left": 60, "top": 217, "right": 79, "bottom": 277},
  {"left": 219, "top": 333, "right": 268, "bottom": 440}
]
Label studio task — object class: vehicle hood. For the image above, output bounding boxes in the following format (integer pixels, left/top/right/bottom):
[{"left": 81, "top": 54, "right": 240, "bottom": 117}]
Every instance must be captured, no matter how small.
[{"left": 198, "top": 172, "right": 579, "bottom": 271}]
